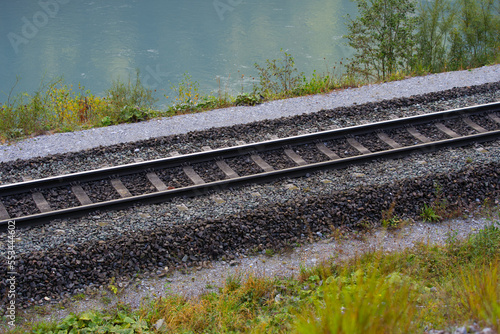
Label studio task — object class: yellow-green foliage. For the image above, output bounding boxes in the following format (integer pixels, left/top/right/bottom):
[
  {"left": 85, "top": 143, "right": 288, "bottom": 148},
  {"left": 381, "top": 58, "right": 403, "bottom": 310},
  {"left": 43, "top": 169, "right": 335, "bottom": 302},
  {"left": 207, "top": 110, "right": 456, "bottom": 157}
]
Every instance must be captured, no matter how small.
[
  {"left": 140, "top": 274, "right": 278, "bottom": 333},
  {"left": 168, "top": 73, "right": 200, "bottom": 106},
  {"left": 9, "top": 218, "right": 500, "bottom": 334},
  {"left": 47, "top": 84, "right": 110, "bottom": 126},
  {"left": 0, "top": 80, "right": 111, "bottom": 141},
  {"left": 457, "top": 262, "right": 500, "bottom": 331},
  {"left": 294, "top": 270, "right": 419, "bottom": 334},
  {"left": 0, "top": 73, "right": 159, "bottom": 142}
]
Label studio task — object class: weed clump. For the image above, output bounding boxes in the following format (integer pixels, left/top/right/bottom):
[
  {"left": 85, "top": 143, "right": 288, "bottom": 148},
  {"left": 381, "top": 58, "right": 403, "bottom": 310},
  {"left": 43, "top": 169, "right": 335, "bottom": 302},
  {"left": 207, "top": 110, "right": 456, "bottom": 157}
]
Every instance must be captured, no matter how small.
[{"left": 0, "top": 71, "right": 157, "bottom": 141}]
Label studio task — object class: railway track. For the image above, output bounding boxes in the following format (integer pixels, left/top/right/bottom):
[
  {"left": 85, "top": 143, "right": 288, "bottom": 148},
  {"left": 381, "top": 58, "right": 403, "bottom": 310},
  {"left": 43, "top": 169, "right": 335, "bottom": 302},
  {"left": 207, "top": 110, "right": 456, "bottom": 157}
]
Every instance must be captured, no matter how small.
[{"left": 1, "top": 102, "right": 499, "bottom": 231}]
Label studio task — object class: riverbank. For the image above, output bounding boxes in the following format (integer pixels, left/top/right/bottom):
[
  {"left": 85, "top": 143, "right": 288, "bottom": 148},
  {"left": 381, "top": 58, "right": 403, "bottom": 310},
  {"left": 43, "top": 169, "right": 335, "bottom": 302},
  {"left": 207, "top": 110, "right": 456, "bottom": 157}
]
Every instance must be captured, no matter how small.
[
  {"left": 1, "top": 67, "right": 499, "bottom": 333},
  {"left": 2, "top": 64, "right": 500, "bottom": 163}
]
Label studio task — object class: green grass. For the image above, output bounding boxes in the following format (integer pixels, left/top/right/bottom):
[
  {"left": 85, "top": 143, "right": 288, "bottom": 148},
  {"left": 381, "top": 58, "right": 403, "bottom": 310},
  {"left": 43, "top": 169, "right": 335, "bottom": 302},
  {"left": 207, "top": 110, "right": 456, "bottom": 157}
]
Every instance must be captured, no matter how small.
[
  {"left": 5, "top": 207, "right": 499, "bottom": 334},
  {"left": 0, "top": 50, "right": 369, "bottom": 144},
  {"left": 2, "top": 0, "right": 499, "bottom": 143}
]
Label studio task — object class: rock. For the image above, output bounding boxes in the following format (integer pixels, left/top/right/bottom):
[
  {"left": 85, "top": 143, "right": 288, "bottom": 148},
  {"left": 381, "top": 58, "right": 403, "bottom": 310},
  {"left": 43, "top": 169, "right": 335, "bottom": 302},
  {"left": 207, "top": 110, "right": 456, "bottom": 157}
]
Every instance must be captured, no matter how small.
[
  {"left": 453, "top": 327, "right": 467, "bottom": 334},
  {"left": 154, "top": 318, "right": 165, "bottom": 330},
  {"left": 1, "top": 158, "right": 498, "bottom": 308},
  {"left": 176, "top": 204, "right": 189, "bottom": 212},
  {"left": 213, "top": 196, "right": 225, "bottom": 204},
  {"left": 478, "top": 329, "right": 494, "bottom": 334}
]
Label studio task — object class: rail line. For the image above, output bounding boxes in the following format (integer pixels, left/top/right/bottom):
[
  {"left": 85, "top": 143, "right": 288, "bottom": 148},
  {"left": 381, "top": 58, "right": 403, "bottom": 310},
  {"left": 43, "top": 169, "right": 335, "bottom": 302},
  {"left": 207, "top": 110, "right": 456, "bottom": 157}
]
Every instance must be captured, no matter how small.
[{"left": 1, "top": 102, "right": 499, "bottom": 231}]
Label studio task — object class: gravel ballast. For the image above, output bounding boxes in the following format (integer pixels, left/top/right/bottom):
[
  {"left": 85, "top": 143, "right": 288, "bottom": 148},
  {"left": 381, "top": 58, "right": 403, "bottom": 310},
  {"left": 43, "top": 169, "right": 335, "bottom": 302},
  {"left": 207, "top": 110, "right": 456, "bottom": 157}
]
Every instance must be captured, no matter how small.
[
  {"left": 1, "top": 64, "right": 499, "bottom": 164},
  {"left": 0, "top": 67, "right": 500, "bottom": 314}
]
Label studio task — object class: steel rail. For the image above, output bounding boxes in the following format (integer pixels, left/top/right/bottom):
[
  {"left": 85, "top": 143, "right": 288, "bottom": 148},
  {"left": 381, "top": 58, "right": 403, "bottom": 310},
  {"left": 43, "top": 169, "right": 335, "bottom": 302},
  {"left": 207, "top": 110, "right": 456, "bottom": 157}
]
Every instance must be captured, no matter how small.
[
  {"left": 1, "top": 101, "right": 499, "bottom": 197},
  {"left": 1, "top": 129, "right": 499, "bottom": 231}
]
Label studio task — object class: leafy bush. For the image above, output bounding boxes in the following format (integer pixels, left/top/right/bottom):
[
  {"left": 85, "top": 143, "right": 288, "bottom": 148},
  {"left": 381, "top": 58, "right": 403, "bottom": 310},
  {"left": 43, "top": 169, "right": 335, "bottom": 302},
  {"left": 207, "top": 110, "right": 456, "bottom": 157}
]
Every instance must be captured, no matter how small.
[
  {"left": 0, "top": 78, "right": 111, "bottom": 141},
  {"left": 344, "top": 0, "right": 417, "bottom": 80},
  {"left": 105, "top": 70, "right": 158, "bottom": 118},
  {"left": 167, "top": 72, "right": 200, "bottom": 110},
  {"left": 414, "top": 0, "right": 456, "bottom": 72},
  {"left": 118, "top": 106, "right": 150, "bottom": 123},
  {"left": 253, "top": 49, "right": 305, "bottom": 98},
  {"left": 234, "top": 93, "right": 262, "bottom": 106},
  {"left": 448, "top": 0, "right": 500, "bottom": 69},
  {"left": 33, "top": 310, "right": 151, "bottom": 334}
]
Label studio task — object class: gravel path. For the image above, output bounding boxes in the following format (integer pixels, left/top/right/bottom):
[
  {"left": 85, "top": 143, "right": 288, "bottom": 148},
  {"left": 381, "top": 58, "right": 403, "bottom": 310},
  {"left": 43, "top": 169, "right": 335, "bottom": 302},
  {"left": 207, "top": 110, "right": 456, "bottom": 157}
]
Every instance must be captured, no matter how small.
[
  {"left": 12, "top": 215, "right": 499, "bottom": 329},
  {"left": 1, "top": 64, "right": 500, "bottom": 163}
]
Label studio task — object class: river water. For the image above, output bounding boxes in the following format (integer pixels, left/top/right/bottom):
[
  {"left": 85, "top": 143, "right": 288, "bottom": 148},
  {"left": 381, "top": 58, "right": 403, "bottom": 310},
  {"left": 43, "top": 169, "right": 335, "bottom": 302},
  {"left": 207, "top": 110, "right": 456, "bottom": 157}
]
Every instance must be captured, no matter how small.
[{"left": 0, "top": 0, "right": 356, "bottom": 106}]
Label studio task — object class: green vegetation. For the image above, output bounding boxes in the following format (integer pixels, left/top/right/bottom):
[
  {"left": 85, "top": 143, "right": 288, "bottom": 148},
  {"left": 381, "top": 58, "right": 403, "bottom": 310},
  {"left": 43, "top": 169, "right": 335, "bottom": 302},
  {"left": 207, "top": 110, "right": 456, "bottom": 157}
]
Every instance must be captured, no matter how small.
[
  {"left": 253, "top": 49, "right": 305, "bottom": 97},
  {"left": 420, "top": 203, "right": 443, "bottom": 222},
  {"left": 30, "top": 306, "right": 149, "bottom": 334},
  {"left": 106, "top": 71, "right": 158, "bottom": 116},
  {"left": 344, "top": 0, "right": 417, "bottom": 80},
  {"left": 345, "top": 0, "right": 500, "bottom": 80},
  {"left": 381, "top": 199, "right": 409, "bottom": 229},
  {"left": 5, "top": 210, "right": 499, "bottom": 333},
  {"left": 2, "top": 0, "right": 498, "bottom": 142},
  {"left": 0, "top": 71, "right": 159, "bottom": 142},
  {"left": 164, "top": 73, "right": 236, "bottom": 116}
]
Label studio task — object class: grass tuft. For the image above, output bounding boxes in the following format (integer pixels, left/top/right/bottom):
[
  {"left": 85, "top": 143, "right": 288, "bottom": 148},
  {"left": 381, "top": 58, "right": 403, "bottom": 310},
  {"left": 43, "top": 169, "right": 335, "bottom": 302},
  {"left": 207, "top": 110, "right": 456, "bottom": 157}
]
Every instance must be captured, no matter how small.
[{"left": 7, "top": 209, "right": 498, "bottom": 334}]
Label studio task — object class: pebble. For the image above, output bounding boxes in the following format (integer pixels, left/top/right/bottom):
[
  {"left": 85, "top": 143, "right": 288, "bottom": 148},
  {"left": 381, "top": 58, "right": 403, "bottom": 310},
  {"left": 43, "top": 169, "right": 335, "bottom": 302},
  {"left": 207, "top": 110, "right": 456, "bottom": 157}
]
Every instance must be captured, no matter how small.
[
  {"left": 154, "top": 318, "right": 165, "bottom": 331},
  {"left": 213, "top": 196, "right": 225, "bottom": 204},
  {"left": 0, "top": 81, "right": 499, "bottom": 311},
  {"left": 176, "top": 204, "right": 189, "bottom": 212}
]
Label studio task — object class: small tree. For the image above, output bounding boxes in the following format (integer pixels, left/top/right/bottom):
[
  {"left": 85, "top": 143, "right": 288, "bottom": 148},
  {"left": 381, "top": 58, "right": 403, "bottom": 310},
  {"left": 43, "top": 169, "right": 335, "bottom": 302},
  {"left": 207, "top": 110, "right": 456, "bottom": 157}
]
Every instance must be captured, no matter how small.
[
  {"left": 448, "top": 0, "right": 500, "bottom": 69},
  {"left": 344, "top": 0, "right": 418, "bottom": 80},
  {"left": 414, "top": 0, "right": 456, "bottom": 72}
]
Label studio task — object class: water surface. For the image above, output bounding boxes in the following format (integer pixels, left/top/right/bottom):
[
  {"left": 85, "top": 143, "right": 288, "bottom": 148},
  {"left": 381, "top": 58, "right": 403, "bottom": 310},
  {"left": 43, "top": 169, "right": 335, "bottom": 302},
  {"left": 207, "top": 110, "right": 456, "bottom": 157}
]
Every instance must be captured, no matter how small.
[{"left": 0, "top": 0, "right": 356, "bottom": 106}]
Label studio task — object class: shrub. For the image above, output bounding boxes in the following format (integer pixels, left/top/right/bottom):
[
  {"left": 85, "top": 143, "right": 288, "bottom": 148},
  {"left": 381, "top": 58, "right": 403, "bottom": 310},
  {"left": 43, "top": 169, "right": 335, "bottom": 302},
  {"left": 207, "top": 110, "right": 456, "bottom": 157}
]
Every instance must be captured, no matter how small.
[
  {"left": 414, "top": 0, "right": 456, "bottom": 72},
  {"left": 253, "top": 49, "right": 305, "bottom": 98},
  {"left": 105, "top": 69, "right": 157, "bottom": 119},
  {"left": 344, "top": 0, "right": 417, "bottom": 81}
]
